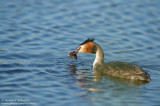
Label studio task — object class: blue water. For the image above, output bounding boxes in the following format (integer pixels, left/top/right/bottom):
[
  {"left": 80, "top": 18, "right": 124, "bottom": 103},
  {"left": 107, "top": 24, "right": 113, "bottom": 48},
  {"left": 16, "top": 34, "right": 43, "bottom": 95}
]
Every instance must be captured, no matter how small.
[{"left": 0, "top": 0, "right": 160, "bottom": 106}]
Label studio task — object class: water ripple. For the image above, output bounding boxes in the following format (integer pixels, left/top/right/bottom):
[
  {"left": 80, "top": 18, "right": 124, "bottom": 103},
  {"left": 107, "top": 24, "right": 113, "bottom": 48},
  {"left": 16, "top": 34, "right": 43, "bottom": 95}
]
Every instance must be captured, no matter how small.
[
  {"left": 0, "top": 0, "right": 160, "bottom": 106},
  {"left": 0, "top": 69, "right": 31, "bottom": 74}
]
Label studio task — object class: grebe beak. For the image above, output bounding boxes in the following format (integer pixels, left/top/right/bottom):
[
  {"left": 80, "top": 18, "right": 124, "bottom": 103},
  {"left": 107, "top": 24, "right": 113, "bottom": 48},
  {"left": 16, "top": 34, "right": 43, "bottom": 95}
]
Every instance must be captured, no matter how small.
[{"left": 72, "top": 47, "right": 80, "bottom": 54}]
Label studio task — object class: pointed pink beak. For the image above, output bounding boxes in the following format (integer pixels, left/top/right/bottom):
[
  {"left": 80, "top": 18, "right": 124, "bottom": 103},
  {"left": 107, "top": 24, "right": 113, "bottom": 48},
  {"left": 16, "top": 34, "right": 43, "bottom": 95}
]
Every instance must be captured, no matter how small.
[{"left": 72, "top": 47, "right": 81, "bottom": 54}]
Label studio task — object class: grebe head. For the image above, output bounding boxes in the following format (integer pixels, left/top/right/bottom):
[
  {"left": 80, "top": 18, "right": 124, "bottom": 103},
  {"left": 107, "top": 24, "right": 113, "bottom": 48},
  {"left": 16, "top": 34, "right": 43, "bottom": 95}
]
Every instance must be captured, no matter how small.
[{"left": 74, "top": 38, "right": 97, "bottom": 54}]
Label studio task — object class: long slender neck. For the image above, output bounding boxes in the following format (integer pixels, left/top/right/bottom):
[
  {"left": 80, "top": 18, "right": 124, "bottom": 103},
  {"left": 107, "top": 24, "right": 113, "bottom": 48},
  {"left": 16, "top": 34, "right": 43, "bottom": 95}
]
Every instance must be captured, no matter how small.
[{"left": 93, "top": 43, "right": 104, "bottom": 68}]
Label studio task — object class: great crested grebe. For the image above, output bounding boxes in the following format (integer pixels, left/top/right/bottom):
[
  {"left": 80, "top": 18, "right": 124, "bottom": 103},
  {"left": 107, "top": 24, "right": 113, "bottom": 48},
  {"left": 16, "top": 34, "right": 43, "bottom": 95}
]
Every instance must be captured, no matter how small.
[{"left": 70, "top": 38, "right": 151, "bottom": 82}]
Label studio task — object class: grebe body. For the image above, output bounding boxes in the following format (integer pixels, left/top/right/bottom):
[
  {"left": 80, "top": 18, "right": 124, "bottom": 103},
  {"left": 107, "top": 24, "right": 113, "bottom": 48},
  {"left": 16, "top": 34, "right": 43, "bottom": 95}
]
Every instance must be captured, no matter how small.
[
  {"left": 94, "top": 61, "right": 150, "bottom": 81},
  {"left": 72, "top": 38, "right": 151, "bottom": 82}
]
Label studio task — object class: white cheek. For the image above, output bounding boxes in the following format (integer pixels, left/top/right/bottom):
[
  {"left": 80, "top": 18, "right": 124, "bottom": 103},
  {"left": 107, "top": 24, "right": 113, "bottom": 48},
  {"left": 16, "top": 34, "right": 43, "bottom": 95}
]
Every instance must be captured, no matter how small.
[
  {"left": 79, "top": 45, "right": 84, "bottom": 53},
  {"left": 79, "top": 49, "right": 83, "bottom": 52}
]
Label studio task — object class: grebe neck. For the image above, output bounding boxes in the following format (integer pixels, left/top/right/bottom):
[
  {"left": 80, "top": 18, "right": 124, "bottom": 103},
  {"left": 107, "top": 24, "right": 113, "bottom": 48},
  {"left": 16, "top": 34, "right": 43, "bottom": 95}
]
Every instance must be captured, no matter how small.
[{"left": 93, "top": 43, "right": 104, "bottom": 68}]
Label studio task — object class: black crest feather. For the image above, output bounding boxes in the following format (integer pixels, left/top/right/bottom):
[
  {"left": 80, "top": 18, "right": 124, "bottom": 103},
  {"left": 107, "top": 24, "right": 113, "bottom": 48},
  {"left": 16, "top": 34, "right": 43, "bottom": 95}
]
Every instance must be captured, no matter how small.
[{"left": 79, "top": 38, "right": 95, "bottom": 46}]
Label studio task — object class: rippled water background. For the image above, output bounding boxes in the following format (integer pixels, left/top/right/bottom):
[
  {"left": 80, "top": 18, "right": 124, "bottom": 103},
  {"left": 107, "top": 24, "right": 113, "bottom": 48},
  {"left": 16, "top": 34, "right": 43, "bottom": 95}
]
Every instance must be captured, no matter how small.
[{"left": 0, "top": 0, "right": 160, "bottom": 106}]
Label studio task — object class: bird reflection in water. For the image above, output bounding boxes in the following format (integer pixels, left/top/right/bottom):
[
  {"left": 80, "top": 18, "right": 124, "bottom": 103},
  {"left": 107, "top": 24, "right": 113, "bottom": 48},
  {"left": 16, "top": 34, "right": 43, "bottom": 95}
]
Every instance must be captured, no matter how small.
[
  {"left": 67, "top": 64, "right": 149, "bottom": 85},
  {"left": 66, "top": 64, "right": 99, "bottom": 98},
  {"left": 67, "top": 64, "right": 77, "bottom": 74},
  {"left": 66, "top": 63, "right": 149, "bottom": 100}
]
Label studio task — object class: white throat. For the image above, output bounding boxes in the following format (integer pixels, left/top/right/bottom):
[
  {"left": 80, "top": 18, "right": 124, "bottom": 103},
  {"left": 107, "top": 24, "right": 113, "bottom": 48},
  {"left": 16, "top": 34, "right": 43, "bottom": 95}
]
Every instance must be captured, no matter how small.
[{"left": 93, "top": 43, "right": 104, "bottom": 68}]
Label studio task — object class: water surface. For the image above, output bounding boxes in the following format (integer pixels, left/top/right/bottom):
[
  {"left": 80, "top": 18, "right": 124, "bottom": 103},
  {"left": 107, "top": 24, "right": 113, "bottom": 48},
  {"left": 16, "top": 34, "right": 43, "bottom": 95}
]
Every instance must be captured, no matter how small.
[{"left": 0, "top": 0, "right": 160, "bottom": 106}]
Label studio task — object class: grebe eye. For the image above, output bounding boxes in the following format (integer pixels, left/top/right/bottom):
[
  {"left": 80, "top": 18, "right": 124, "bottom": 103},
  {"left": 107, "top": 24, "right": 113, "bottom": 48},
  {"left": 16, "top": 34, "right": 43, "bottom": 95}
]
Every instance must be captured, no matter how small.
[{"left": 78, "top": 46, "right": 81, "bottom": 50}]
